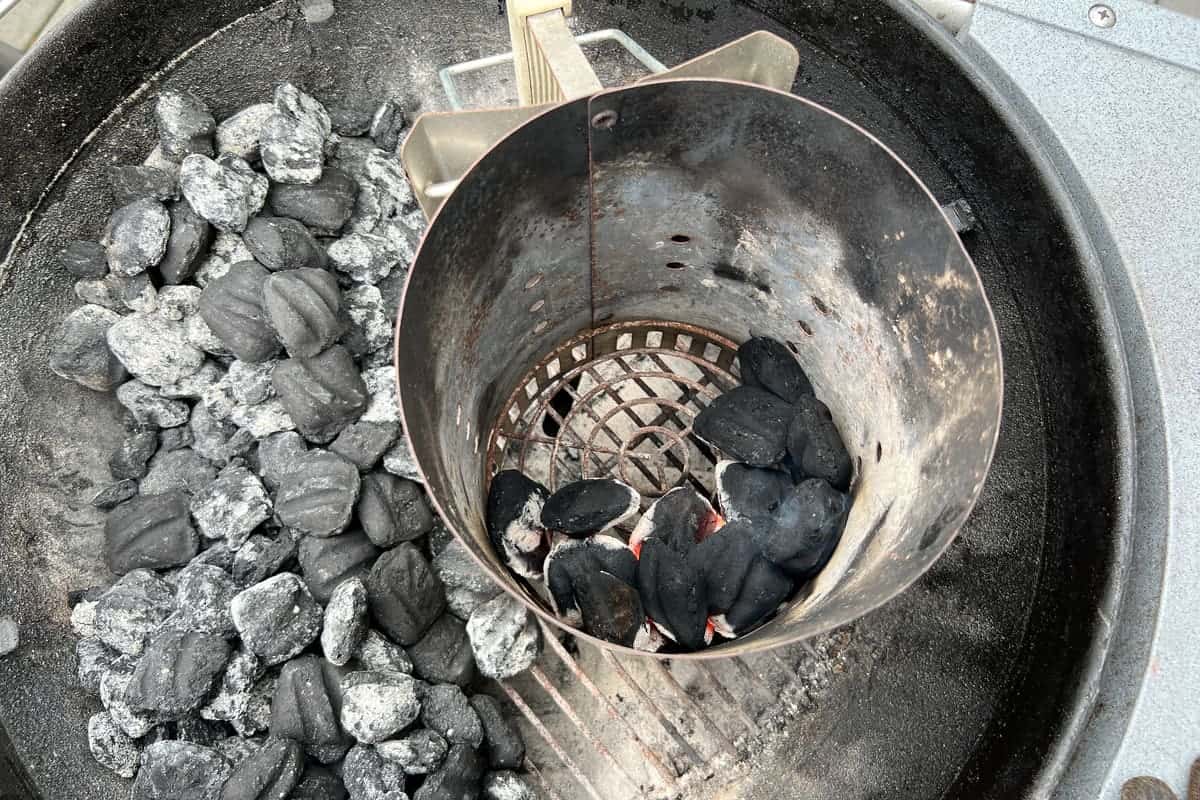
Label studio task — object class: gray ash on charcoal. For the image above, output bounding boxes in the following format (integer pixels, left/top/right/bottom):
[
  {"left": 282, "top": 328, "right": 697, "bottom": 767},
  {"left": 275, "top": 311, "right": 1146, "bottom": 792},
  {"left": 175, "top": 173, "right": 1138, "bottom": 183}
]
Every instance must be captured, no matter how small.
[
  {"left": 51, "top": 84, "right": 533, "bottom": 798},
  {"left": 486, "top": 333, "right": 854, "bottom": 653}
]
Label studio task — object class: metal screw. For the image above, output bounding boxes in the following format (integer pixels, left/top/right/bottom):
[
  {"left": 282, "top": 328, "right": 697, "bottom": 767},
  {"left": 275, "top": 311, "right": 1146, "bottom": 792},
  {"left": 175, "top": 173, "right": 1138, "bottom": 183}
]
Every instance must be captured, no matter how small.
[{"left": 1088, "top": 4, "right": 1116, "bottom": 28}]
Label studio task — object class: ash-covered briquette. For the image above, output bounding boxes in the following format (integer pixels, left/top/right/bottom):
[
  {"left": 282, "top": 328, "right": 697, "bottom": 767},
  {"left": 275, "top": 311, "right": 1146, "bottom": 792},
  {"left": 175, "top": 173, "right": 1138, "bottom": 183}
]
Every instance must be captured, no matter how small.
[
  {"left": 125, "top": 630, "right": 231, "bottom": 717},
  {"left": 244, "top": 215, "right": 326, "bottom": 271},
  {"left": 215, "top": 102, "right": 273, "bottom": 162},
  {"left": 260, "top": 83, "right": 332, "bottom": 185},
  {"left": 321, "top": 577, "right": 368, "bottom": 667},
  {"left": 338, "top": 670, "right": 421, "bottom": 743},
  {"left": 272, "top": 345, "right": 369, "bottom": 442},
  {"left": 275, "top": 450, "right": 361, "bottom": 537},
  {"left": 130, "top": 740, "right": 232, "bottom": 800},
  {"left": 166, "top": 563, "right": 236, "bottom": 636},
  {"left": 94, "top": 570, "right": 174, "bottom": 656},
  {"left": 341, "top": 744, "right": 407, "bottom": 800},
  {"left": 49, "top": 304, "right": 129, "bottom": 391},
  {"left": 107, "top": 311, "right": 206, "bottom": 387},
  {"left": 104, "top": 198, "right": 170, "bottom": 277},
  {"left": 140, "top": 448, "right": 218, "bottom": 496},
  {"left": 190, "top": 466, "right": 272, "bottom": 548},
  {"left": 693, "top": 384, "right": 794, "bottom": 467},
  {"left": 464, "top": 593, "right": 540, "bottom": 680},
  {"left": 232, "top": 529, "right": 300, "bottom": 587},
  {"left": 376, "top": 729, "right": 448, "bottom": 776},
  {"left": 483, "top": 771, "right": 537, "bottom": 800},
  {"left": 485, "top": 470, "right": 549, "bottom": 579},
  {"left": 353, "top": 629, "right": 413, "bottom": 675},
  {"left": 109, "top": 429, "right": 158, "bottom": 480},
  {"left": 88, "top": 712, "right": 141, "bottom": 778},
  {"left": 155, "top": 89, "right": 216, "bottom": 160},
  {"left": 540, "top": 478, "right": 640, "bottom": 536},
  {"left": 107, "top": 165, "right": 178, "bottom": 206},
  {"left": 180, "top": 154, "right": 268, "bottom": 233},
  {"left": 230, "top": 573, "right": 323, "bottom": 665},
  {"left": 59, "top": 240, "right": 109, "bottom": 278}
]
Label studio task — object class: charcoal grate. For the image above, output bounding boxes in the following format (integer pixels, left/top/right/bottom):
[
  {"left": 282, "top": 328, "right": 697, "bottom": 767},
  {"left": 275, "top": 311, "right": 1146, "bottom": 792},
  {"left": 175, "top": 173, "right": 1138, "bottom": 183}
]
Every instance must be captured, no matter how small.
[{"left": 488, "top": 320, "right": 740, "bottom": 505}]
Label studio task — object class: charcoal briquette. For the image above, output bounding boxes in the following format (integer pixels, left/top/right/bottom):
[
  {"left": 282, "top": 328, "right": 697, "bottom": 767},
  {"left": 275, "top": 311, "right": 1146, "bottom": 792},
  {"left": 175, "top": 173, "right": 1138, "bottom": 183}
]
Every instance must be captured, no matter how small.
[
  {"left": 339, "top": 670, "right": 421, "bottom": 743},
  {"left": 358, "top": 366, "right": 399, "bottom": 425},
  {"left": 257, "top": 430, "right": 307, "bottom": 490},
  {"left": 544, "top": 535, "right": 637, "bottom": 628},
  {"left": 374, "top": 729, "right": 445, "bottom": 776},
  {"left": 180, "top": 154, "right": 268, "bottom": 232},
  {"left": 117, "top": 380, "right": 191, "bottom": 428},
  {"left": 321, "top": 577, "right": 368, "bottom": 667},
  {"left": 88, "top": 711, "right": 142, "bottom": 778},
  {"left": 140, "top": 448, "right": 217, "bottom": 497},
  {"left": 100, "top": 663, "right": 157, "bottom": 738},
  {"left": 227, "top": 398, "right": 297, "bottom": 438},
  {"left": 117, "top": 272, "right": 159, "bottom": 313},
  {"left": 466, "top": 593, "right": 539, "bottom": 679},
  {"left": 357, "top": 472, "right": 433, "bottom": 547},
  {"left": 92, "top": 479, "right": 140, "bottom": 509},
  {"left": 199, "top": 260, "right": 282, "bottom": 363},
  {"left": 298, "top": 529, "right": 381, "bottom": 604},
  {"left": 341, "top": 743, "right": 407, "bottom": 800},
  {"left": 365, "top": 543, "right": 445, "bottom": 645},
  {"left": 166, "top": 562, "right": 236, "bottom": 636},
  {"left": 109, "top": 429, "right": 159, "bottom": 480},
  {"left": 381, "top": 435, "right": 422, "bottom": 483},
  {"left": 574, "top": 569, "right": 643, "bottom": 647},
  {"left": 636, "top": 538, "right": 708, "bottom": 650},
  {"left": 103, "top": 197, "right": 171, "bottom": 277},
  {"left": 157, "top": 285, "right": 203, "bottom": 320},
  {"left": 108, "top": 164, "right": 178, "bottom": 205},
  {"left": 482, "top": 771, "right": 535, "bottom": 800},
  {"left": 261, "top": 83, "right": 332, "bottom": 185},
  {"left": 202, "top": 655, "right": 275, "bottom": 737},
  {"left": 413, "top": 744, "right": 485, "bottom": 800},
  {"left": 212, "top": 735, "right": 263, "bottom": 767},
  {"left": 190, "top": 465, "right": 272, "bottom": 547},
  {"left": 689, "top": 521, "right": 758, "bottom": 614},
  {"left": 330, "top": 420, "right": 399, "bottom": 472},
  {"left": 270, "top": 654, "right": 347, "bottom": 746},
  {"left": 352, "top": 629, "right": 413, "bottom": 675},
  {"left": 218, "top": 736, "right": 303, "bottom": 800},
  {"left": 408, "top": 613, "right": 475, "bottom": 687},
  {"left": 59, "top": 240, "right": 109, "bottom": 278},
  {"left": 276, "top": 450, "right": 361, "bottom": 537},
  {"left": 693, "top": 385, "right": 793, "bottom": 468},
  {"left": 231, "top": 573, "right": 323, "bottom": 665},
  {"left": 340, "top": 285, "right": 391, "bottom": 358},
  {"left": 245, "top": 215, "right": 326, "bottom": 272},
  {"left": 161, "top": 360, "right": 225, "bottom": 399},
  {"left": 173, "top": 713, "right": 230, "bottom": 745},
  {"left": 715, "top": 555, "right": 793, "bottom": 636},
  {"left": 540, "top": 478, "right": 639, "bottom": 536},
  {"left": 233, "top": 529, "right": 301, "bottom": 587},
  {"left": 469, "top": 695, "right": 524, "bottom": 770},
  {"left": 326, "top": 231, "right": 404, "bottom": 286},
  {"left": 755, "top": 477, "right": 849, "bottom": 579},
  {"left": 191, "top": 403, "right": 257, "bottom": 466},
  {"left": 263, "top": 268, "right": 342, "bottom": 357},
  {"left": 125, "top": 629, "right": 231, "bottom": 716},
  {"left": 224, "top": 359, "right": 276, "bottom": 405},
  {"left": 267, "top": 167, "right": 357, "bottom": 235},
  {"left": 273, "top": 346, "right": 368, "bottom": 443},
  {"left": 160, "top": 199, "right": 215, "bottom": 284},
  {"left": 107, "top": 311, "right": 205, "bottom": 386},
  {"left": 0, "top": 618, "right": 20, "bottom": 657},
  {"left": 191, "top": 539, "right": 237, "bottom": 572},
  {"left": 329, "top": 105, "right": 374, "bottom": 137},
  {"left": 93, "top": 570, "right": 175, "bottom": 657},
  {"left": 291, "top": 764, "right": 348, "bottom": 800},
  {"left": 195, "top": 231, "right": 254, "bottom": 288},
  {"left": 347, "top": 150, "right": 414, "bottom": 233},
  {"left": 48, "top": 304, "right": 128, "bottom": 391},
  {"left": 628, "top": 485, "right": 721, "bottom": 557},
  {"left": 105, "top": 492, "right": 199, "bottom": 576},
  {"left": 156, "top": 89, "right": 217, "bottom": 159},
  {"left": 368, "top": 99, "right": 406, "bottom": 151},
  {"left": 738, "top": 336, "right": 814, "bottom": 402},
  {"left": 131, "top": 740, "right": 232, "bottom": 800},
  {"left": 74, "top": 274, "right": 126, "bottom": 311},
  {"left": 215, "top": 102, "right": 274, "bottom": 162},
  {"left": 714, "top": 460, "right": 791, "bottom": 525},
  {"left": 785, "top": 395, "right": 852, "bottom": 491},
  {"left": 420, "top": 684, "right": 483, "bottom": 748},
  {"left": 432, "top": 539, "right": 500, "bottom": 602}
]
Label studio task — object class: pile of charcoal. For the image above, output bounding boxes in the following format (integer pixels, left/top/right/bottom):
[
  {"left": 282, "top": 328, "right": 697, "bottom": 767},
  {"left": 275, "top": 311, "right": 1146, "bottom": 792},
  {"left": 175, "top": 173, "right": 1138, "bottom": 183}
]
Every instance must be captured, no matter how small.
[
  {"left": 49, "top": 84, "right": 540, "bottom": 800},
  {"left": 488, "top": 336, "right": 851, "bottom": 652}
]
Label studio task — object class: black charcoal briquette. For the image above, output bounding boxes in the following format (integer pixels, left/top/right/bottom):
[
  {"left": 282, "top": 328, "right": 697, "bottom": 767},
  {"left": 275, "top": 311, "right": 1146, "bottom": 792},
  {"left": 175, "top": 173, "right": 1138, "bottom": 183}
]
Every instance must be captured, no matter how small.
[
  {"left": 540, "top": 478, "right": 639, "bottom": 537},
  {"left": 125, "top": 629, "right": 231, "bottom": 716},
  {"left": 368, "top": 99, "right": 406, "bottom": 151},
  {"left": 414, "top": 744, "right": 485, "bottom": 800},
  {"left": 365, "top": 543, "right": 445, "bottom": 645},
  {"left": 263, "top": 268, "right": 342, "bottom": 358},
  {"left": 357, "top": 472, "right": 434, "bottom": 547},
  {"left": 420, "top": 684, "right": 483, "bottom": 747},
  {"left": 714, "top": 460, "right": 792, "bottom": 525},
  {"left": 109, "top": 429, "right": 159, "bottom": 480},
  {"left": 92, "top": 479, "right": 139, "bottom": 509},
  {"left": 544, "top": 535, "right": 637, "bottom": 633},
  {"left": 267, "top": 167, "right": 358, "bottom": 235},
  {"left": 716, "top": 555, "right": 793, "bottom": 637},
  {"left": 470, "top": 694, "right": 524, "bottom": 770},
  {"left": 272, "top": 345, "right": 368, "bottom": 443},
  {"left": 108, "top": 165, "right": 178, "bottom": 205},
  {"left": 59, "top": 240, "right": 109, "bottom": 278},
  {"left": 693, "top": 385, "right": 793, "bottom": 468},
  {"left": 408, "top": 613, "right": 476, "bottom": 687},
  {"left": 232, "top": 529, "right": 301, "bottom": 587},
  {"left": 756, "top": 477, "right": 849, "bottom": 579},
  {"left": 244, "top": 216, "right": 326, "bottom": 272},
  {"left": 269, "top": 655, "right": 347, "bottom": 747},
  {"left": 160, "top": 199, "right": 214, "bottom": 285},
  {"left": 785, "top": 395, "right": 852, "bottom": 491},
  {"left": 330, "top": 420, "right": 398, "bottom": 471},
  {"left": 275, "top": 450, "right": 360, "bottom": 537},
  {"left": 636, "top": 538, "right": 709, "bottom": 650},
  {"left": 198, "top": 261, "right": 281, "bottom": 363},
  {"left": 486, "top": 470, "right": 550, "bottom": 579},
  {"left": 218, "top": 736, "right": 303, "bottom": 800},
  {"left": 297, "top": 529, "right": 380, "bottom": 604},
  {"left": 574, "top": 570, "right": 643, "bottom": 647},
  {"left": 105, "top": 491, "right": 199, "bottom": 575},
  {"left": 49, "top": 304, "right": 128, "bottom": 391},
  {"left": 291, "top": 764, "right": 348, "bottom": 800},
  {"left": 738, "top": 336, "right": 813, "bottom": 402},
  {"left": 628, "top": 485, "right": 721, "bottom": 557}
]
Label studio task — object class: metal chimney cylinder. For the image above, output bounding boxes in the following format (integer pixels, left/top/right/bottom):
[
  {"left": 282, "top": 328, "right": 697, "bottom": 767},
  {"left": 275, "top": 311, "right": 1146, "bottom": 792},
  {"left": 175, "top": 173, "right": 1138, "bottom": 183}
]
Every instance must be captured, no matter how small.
[{"left": 395, "top": 78, "right": 1004, "bottom": 658}]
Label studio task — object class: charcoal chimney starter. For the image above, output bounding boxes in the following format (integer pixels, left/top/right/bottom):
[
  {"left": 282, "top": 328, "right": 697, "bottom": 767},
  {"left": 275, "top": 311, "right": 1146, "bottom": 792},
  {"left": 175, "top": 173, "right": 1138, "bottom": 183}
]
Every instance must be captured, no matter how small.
[{"left": 395, "top": 78, "right": 1003, "bottom": 657}]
